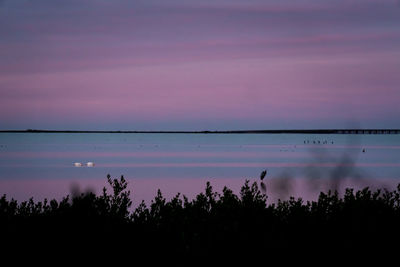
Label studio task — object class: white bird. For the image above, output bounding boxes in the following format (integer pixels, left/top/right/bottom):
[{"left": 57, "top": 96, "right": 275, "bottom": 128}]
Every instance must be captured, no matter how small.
[
  {"left": 74, "top": 162, "right": 83, "bottom": 167},
  {"left": 86, "top": 162, "right": 95, "bottom": 167}
]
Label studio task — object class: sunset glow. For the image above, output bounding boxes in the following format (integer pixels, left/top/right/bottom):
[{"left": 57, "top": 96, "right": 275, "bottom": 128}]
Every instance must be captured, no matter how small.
[{"left": 1, "top": 0, "right": 400, "bottom": 130}]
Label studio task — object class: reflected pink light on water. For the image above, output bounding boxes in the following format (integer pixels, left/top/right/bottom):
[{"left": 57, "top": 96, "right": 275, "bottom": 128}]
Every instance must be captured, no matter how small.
[
  {"left": 1, "top": 148, "right": 398, "bottom": 163},
  {"left": 99, "top": 162, "right": 400, "bottom": 168},
  {"left": 1, "top": 162, "right": 400, "bottom": 168},
  {"left": 0, "top": 178, "right": 253, "bottom": 205},
  {"left": 0, "top": 150, "right": 309, "bottom": 159}
]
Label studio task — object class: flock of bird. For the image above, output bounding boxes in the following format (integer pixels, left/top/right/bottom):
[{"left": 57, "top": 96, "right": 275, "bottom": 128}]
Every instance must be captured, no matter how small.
[{"left": 304, "top": 140, "right": 334, "bottom": 144}]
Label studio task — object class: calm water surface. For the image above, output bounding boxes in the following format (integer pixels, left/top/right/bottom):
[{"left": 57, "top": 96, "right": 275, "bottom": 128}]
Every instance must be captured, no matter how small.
[{"left": 0, "top": 133, "right": 399, "bottom": 203}]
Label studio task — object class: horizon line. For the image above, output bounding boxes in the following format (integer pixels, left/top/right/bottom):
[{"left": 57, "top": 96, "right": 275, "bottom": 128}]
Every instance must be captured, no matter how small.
[{"left": 0, "top": 129, "right": 399, "bottom": 134}]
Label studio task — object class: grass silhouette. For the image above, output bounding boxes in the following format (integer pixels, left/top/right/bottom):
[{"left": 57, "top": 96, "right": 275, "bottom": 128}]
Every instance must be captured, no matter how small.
[{"left": 1, "top": 174, "right": 400, "bottom": 255}]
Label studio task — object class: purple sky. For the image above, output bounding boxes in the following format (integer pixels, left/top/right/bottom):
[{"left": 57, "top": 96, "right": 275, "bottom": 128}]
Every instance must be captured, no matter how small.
[{"left": 1, "top": 0, "right": 400, "bottom": 130}]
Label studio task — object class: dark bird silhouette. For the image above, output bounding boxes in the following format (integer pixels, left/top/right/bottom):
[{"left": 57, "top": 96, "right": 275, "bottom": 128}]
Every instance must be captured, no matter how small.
[
  {"left": 260, "top": 169, "right": 268, "bottom": 193},
  {"left": 260, "top": 169, "right": 267, "bottom": 181}
]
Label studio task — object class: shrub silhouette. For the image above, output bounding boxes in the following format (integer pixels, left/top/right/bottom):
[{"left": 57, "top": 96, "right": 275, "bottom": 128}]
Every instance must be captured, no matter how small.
[{"left": 1, "top": 175, "right": 400, "bottom": 254}]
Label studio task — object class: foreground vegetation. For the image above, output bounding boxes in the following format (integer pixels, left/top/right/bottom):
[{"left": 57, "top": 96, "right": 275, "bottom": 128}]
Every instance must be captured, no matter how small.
[{"left": 1, "top": 174, "right": 400, "bottom": 254}]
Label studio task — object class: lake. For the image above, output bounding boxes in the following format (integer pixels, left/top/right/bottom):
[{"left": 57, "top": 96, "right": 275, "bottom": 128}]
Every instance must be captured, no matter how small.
[{"left": 1, "top": 133, "right": 399, "bottom": 204}]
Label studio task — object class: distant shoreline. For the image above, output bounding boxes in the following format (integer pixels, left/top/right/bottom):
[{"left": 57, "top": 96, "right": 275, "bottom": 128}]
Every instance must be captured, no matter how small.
[{"left": 0, "top": 129, "right": 399, "bottom": 134}]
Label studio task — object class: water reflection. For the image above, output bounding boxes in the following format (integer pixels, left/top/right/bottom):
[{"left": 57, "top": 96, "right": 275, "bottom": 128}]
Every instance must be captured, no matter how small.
[{"left": 0, "top": 133, "right": 399, "bottom": 203}]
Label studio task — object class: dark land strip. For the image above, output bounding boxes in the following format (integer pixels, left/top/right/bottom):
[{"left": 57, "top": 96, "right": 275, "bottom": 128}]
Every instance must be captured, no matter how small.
[{"left": 1, "top": 129, "right": 399, "bottom": 134}]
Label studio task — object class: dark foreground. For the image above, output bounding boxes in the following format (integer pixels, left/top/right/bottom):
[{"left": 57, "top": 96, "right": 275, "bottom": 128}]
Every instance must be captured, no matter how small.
[{"left": 1, "top": 175, "right": 400, "bottom": 256}]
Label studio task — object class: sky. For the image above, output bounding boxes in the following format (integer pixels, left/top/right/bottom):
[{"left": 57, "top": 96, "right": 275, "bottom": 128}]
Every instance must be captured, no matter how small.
[{"left": 0, "top": 0, "right": 399, "bottom": 130}]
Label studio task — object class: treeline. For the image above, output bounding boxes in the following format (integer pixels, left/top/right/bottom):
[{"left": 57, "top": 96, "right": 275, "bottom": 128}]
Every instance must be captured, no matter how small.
[{"left": 1, "top": 174, "right": 400, "bottom": 254}]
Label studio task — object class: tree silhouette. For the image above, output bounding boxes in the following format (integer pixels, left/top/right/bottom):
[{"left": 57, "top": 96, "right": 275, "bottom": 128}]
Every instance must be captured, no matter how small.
[{"left": 1, "top": 175, "right": 400, "bottom": 255}]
